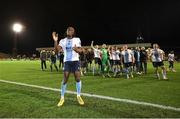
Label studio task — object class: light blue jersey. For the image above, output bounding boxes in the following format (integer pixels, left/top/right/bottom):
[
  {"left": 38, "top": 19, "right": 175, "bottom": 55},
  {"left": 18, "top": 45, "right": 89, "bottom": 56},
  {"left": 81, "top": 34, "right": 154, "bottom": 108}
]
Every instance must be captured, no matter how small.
[{"left": 59, "top": 37, "right": 81, "bottom": 62}]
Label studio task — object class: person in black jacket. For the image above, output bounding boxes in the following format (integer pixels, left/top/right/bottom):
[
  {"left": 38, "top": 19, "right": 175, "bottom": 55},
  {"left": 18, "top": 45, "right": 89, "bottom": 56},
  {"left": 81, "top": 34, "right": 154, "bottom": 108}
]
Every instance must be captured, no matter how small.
[
  {"left": 50, "top": 50, "right": 58, "bottom": 72},
  {"left": 140, "top": 47, "right": 148, "bottom": 74},
  {"left": 40, "top": 49, "right": 47, "bottom": 71}
]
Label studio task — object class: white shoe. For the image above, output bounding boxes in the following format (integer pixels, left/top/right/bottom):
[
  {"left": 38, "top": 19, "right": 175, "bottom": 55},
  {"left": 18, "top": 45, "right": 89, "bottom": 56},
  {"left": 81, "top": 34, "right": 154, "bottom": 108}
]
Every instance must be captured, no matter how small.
[
  {"left": 163, "top": 76, "right": 168, "bottom": 80},
  {"left": 136, "top": 72, "right": 141, "bottom": 75}
]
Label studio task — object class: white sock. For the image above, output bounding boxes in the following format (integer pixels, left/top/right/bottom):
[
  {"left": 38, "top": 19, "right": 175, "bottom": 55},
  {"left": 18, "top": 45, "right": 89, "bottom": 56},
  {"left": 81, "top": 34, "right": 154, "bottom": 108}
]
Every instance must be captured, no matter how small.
[
  {"left": 76, "top": 81, "right": 81, "bottom": 96},
  {"left": 61, "top": 82, "right": 67, "bottom": 98},
  {"left": 162, "top": 70, "right": 167, "bottom": 78}
]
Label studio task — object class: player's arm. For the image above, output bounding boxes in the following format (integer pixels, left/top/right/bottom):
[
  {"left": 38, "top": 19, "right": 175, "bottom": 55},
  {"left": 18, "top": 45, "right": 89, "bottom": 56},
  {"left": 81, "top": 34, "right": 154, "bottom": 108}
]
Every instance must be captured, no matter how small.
[
  {"left": 107, "top": 45, "right": 111, "bottom": 52},
  {"left": 73, "top": 38, "right": 83, "bottom": 54},
  {"left": 120, "top": 53, "right": 123, "bottom": 64},
  {"left": 40, "top": 51, "right": 42, "bottom": 60},
  {"left": 73, "top": 45, "right": 83, "bottom": 54},
  {"left": 91, "top": 41, "right": 96, "bottom": 50},
  {"left": 148, "top": 49, "right": 153, "bottom": 61},
  {"left": 52, "top": 32, "right": 62, "bottom": 54},
  {"left": 160, "top": 50, "right": 164, "bottom": 61}
]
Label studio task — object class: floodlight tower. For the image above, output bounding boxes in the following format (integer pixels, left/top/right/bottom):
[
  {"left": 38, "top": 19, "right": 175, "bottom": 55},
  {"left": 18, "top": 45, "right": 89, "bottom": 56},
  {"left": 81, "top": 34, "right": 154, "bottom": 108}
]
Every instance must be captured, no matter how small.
[{"left": 12, "top": 23, "right": 23, "bottom": 58}]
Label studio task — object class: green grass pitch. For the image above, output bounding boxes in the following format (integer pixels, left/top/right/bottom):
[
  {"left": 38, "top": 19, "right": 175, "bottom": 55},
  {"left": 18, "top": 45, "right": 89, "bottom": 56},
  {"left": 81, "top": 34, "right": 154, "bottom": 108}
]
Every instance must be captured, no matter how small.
[{"left": 0, "top": 60, "right": 180, "bottom": 118}]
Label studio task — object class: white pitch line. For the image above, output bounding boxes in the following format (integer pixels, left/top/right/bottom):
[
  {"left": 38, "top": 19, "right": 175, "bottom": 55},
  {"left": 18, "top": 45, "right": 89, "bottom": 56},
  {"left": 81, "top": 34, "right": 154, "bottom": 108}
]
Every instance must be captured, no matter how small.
[{"left": 0, "top": 79, "right": 180, "bottom": 112}]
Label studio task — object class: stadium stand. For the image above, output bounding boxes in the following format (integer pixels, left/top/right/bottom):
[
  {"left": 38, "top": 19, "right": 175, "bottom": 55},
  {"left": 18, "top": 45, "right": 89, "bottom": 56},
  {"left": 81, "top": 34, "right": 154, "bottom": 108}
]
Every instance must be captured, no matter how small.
[{"left": 0, "top": 52, "right": 11, "bottom": 59}]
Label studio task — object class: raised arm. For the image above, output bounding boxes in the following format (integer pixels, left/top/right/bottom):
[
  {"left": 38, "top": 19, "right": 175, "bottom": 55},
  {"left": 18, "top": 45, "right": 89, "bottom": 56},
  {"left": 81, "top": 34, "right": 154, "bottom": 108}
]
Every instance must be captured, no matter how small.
[
  {"left": 107, "top": 45, "right": 111, "bottom": 52},
  {"left": 52, "top": 32, "right": 62, "bottom": 53},
  {"left": 91, "top": 41, "right": 95, "bottom": 50}
]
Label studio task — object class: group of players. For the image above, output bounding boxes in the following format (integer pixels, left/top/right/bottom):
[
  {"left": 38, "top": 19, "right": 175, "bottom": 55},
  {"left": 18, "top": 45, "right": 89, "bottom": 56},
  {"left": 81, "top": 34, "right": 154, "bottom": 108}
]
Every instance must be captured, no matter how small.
[
  {"left": 40, "top": 41, "right": 176, "bottom": 80},
  {"left": 79, "top": 42, "right": 176, "bottom": 80},
  {"left": 40, "top": 26, "right": 176, "bottom": 107}
]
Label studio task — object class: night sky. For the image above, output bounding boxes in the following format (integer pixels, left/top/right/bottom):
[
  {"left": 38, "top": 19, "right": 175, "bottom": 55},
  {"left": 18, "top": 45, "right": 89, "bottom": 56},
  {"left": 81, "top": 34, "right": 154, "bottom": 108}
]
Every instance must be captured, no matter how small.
[{"left": 0, "top": 0, "right": 180, "bottom": 54}]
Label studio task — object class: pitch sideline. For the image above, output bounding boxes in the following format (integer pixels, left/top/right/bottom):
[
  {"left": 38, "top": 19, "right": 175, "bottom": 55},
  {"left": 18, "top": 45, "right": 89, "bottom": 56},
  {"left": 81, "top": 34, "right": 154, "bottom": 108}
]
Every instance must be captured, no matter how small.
[{"left": 0, "top": 79, "right": 180, "bottom": 112}]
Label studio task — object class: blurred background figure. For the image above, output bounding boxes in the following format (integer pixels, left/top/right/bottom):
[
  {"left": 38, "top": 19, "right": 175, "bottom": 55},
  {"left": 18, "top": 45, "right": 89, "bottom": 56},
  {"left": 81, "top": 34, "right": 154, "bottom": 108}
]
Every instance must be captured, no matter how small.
[
  {"left": 79, "top": 48, "right": 87, "bottom": 76},
  {"left": 134, "top": 47, "right": 141, "bottom": 75},
  {"left": 136, "top": 33, "right": 144, "bottom": 43},
  {"left": 168, "top": 51, "right": 176, "bottom": 72},
  {"left": 57, "top": 51, "right": 64, "bottom": 70},
  {"left": 50, "top": 50, "right": 58, "bottom": 72},
  {"left": 40, "top": 49, "right": 47, "bottom": 71},
  {"left": 91, "top": 41, "right": 102, "bottom": 75},
  {"left": 150, "top": 44, "right": 168, "bottom": 80},
  {"left": 140, "top": 47, "right": 148, "bottom": 74},
  {"left": 86, "top": 48, "right": 94, "bottom": 72},
  {"left": 121, "top": 45, "right": 135, "bottom": 79}
]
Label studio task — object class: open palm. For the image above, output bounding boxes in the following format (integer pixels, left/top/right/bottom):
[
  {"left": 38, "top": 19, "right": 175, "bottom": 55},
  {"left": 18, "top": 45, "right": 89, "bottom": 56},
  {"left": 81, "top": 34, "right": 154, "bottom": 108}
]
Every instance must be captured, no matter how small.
[{"left": 52, "top": 32, "right": 58, "bottom": 41}]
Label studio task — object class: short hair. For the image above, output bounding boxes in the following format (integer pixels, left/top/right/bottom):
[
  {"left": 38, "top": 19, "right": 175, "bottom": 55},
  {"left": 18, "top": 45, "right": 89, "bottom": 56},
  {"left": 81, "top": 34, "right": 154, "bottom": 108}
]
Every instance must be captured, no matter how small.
[{"left": 64, "top": 26, "right": 76, "bottom": 37}]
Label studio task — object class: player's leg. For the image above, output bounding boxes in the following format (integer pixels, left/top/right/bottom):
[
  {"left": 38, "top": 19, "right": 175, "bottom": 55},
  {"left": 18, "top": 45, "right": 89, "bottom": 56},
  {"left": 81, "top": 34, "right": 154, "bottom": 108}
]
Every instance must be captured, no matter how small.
[
  {"left": 92, "top": 58, "right": 96, "bottom": 75},
  {"left": 140, "top": 61, "right": 143, "bottom": 73},
  {"left": 129, "top": 63, "right": 134, "bottom": 78},
  {"left": 80, "top": 61, "right": 84, "bottom": 76},
  {"left": 153, "top": 62, "right": 160, "bottom": 79},
  {"left": 54, "top": 61, "right": 58, "bottom": 71},
  {"left": 144, "top": 62, "right": 147, "bottom": 74},
  {"left": 119, "top": 62, "right": 123, "bottom": 76},
  {"left": 172, "top": 61, "right": 176, "bottom": 72},
  {"left": 112, "top": 60, "right": 117, "bottom": 77},
  {"left": 89, "top": 60, "right": 92, "bottom": 72},
  {"left": 41, "top": 60, "right": 44, "bottom": 70},
  {"left": 161, "top": 64, "right": 168, "bottom": 80},
  {"left": 101, "top": 59, "right": 106, "bottom": 77},
  {"left": 98, "top": 58, "right": 102, "bottom": 74},
  {"left": 57, "top": 62, "right": 71, "bottom": 107},
  {"left": 124, "top": 63, "right": 130, "bottom": 79},
  {"left": 62, "top": 71, "right": 70, "bottom": 96},
  {"left": 106, "top": 60, "right": 111, "bottom": 77},
  {"left": 44, "top": 60, "right": 47, "bottom": 69},
  {"left": 73, "top": 61, "right": 84, "bottom": 105},
  {"left": 109, "top": 59, "right": 113, "bottom": 72},
  {"left": 168, "top": 61, "right": 171, "bottom": 70},
  {"left": 155, "top": 67, "right": 160, "bottom": 79},
  {"left": 74, "top": 71, "right": 81, "bottom": 96},
  {"left": 137, "top": 61, "right": 141, "bottom": 74},
  {"left": 50, "top": 62, "right": 53, "bottom": 72},
  {"left": 57, "top": 71, "right": 70, "bottom": 107}
]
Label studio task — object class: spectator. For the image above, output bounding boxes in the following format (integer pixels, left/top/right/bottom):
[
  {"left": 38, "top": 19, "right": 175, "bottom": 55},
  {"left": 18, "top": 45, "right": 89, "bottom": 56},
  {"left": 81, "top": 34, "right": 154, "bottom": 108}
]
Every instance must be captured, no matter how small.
[
  {"left": 50, "top": 50, "right": 58, "bottom": 72},
  {"left": 140, "top": 47, "right": 148, "bottom": 74},
  {"left": 40, "top": 49, "right": 47, "bottom": 71}
]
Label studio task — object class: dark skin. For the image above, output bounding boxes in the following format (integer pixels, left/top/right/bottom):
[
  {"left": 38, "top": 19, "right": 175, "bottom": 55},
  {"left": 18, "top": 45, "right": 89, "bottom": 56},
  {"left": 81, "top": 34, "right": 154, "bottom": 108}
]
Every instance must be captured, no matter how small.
[{"left": 52, "top": 27, "right": 82, "bottom": 84}]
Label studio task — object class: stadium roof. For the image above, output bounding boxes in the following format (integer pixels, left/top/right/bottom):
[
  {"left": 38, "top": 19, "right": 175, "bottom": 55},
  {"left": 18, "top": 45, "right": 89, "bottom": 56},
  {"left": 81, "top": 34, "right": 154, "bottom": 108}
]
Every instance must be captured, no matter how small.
[{"left": 36, "top": 43, "right": 151, "bottom": 52}]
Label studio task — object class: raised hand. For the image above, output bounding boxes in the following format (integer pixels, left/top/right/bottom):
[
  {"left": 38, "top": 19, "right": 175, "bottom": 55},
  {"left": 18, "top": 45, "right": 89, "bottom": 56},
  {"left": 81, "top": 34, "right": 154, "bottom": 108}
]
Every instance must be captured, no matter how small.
[
  {"left": 52, "top": 32, "right": 58, "bottom": 42},
  {"left": 91, "top": 41, "right": 94, "bottom": 47}
]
